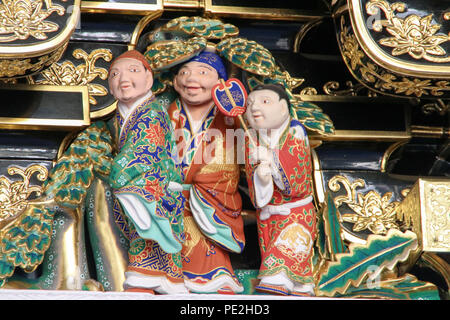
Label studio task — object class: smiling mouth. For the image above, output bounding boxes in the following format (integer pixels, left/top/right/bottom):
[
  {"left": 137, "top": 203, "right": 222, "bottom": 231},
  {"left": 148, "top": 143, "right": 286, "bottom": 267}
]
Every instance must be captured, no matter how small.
[
  {"left": 186, "top": 86, "right": 202, "bottom": 90},
  {"left": 120, "top": 83, "right": 132, "bottom": 89}
]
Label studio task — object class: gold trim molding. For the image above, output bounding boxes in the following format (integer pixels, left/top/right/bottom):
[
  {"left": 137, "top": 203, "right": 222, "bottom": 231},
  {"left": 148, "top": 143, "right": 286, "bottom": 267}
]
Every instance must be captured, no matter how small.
[
  {"left": 204, "top": 0, "right": 323, "bottom": 21},
  {"left": 163, "top": 0, "right": 203, "bottom": 10},
  {"left": 81, "top": 0, "right": 162, "bottom": 15}
]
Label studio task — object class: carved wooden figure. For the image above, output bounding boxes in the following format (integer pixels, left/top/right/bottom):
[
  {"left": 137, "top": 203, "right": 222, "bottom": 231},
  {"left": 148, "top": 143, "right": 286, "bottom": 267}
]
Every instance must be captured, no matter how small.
[
  {"left": 244, "top": 84, "right": 317, "bottom": 296},
  {"left": 107, "top": 50, "right": 187, "bottom": 294}
]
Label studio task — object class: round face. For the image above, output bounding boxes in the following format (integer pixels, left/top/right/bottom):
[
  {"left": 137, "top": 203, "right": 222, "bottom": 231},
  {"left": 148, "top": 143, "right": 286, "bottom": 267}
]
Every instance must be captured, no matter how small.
[
  {"left": 245, "top": 89, "right": 289, "bottom": 130},
  {"left": 108, "top": 57, "right": 153, "bottom": 108},
  {"left": 173, "top": 61, "right": 220, "bottom": 107}
]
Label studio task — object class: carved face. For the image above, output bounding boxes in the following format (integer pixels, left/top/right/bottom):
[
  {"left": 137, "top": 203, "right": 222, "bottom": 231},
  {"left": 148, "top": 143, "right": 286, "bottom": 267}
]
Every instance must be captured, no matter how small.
[
  {"left": 245, "top": 89, "right": 289, "bottom": 130},
  {"left": 108, "top": 57, "right": 153, "bottom": 109},
  {"left": 173, "top": 61, "right": 220, "bottom": 107}
]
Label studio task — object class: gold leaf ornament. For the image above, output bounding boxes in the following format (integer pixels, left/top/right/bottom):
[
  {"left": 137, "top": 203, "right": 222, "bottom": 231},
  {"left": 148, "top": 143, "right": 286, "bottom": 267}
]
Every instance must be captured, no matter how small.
[
  {"left": 367, "top": 0, "right": 450, "bottom": 62},
  {"left": 0, "top": 0, "right": 65, "bottom": 42},
  {"left": 32, "top": 48, "right": 112, "bottom": 105},
  {"left": 0, "top": 165, "right": 48, "bottom": 225},
  {"left": 329, "top": 175, "right": 401, "bottom": 235}
]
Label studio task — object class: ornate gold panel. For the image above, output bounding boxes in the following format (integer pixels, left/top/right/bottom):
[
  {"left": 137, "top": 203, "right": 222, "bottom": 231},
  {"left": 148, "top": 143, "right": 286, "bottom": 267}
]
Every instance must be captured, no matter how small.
[{"left": 397, "top": 178, "right": 450, "bottom": 252}]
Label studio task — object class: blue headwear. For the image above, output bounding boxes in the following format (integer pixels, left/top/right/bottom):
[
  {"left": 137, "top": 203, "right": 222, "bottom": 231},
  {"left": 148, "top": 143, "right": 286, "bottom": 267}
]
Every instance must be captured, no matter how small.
[{"left": 187, "top": 51, "right": 228, "bottom": 80}]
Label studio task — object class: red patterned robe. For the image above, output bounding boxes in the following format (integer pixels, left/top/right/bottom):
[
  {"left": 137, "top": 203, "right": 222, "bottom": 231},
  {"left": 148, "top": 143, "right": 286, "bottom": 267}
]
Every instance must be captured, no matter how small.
[
  {"left": 245, "top": 117, "right": 316, "bottom": 291},
  {"left": 168, "top": 98, "right": 245, "bottom": 293}
]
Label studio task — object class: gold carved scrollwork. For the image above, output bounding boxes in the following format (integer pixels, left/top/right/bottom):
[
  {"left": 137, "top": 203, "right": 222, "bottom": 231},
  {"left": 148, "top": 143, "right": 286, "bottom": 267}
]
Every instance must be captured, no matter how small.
[
  {"left": 299, "top": 87, "right": 318, "bottom": 95},
  {"left": 328, "top": 175, "right": 401, "bottom": 235},
  {"left": 0, "top": 165, "right": 48, "bottom": 224},
  {"left": 322, "top": 80, "right": 377, "bottom": 96},
  {"left": 31, "top": 48, "right": 112, "bottom": 105},
  {"left": 0, "top": 41, "right": 67, "bottom": 78},
  {"left": 340, "top": 15, "right": 450, "bottom": 97},
  {"left": 0, "top": 0, "right": 65, "bottom": 43},
  {"left": 367, "top": 0, "right": 450, "bottom": 62},
  {"left": 421, "top": 99, "right": 450, "bottom": 116}
]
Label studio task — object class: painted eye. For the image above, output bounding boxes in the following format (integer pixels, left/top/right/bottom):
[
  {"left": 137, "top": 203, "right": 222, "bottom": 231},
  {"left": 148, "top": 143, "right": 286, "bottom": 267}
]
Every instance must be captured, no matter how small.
[
  {"left": 110, "top": 71, "right": 119, "bottom": 77},
  {"left": 199, "top": 70, "right": 207, "bottom": 75},
  {"left": 263, "top": 99, "right": 270, "bottom": 104}
]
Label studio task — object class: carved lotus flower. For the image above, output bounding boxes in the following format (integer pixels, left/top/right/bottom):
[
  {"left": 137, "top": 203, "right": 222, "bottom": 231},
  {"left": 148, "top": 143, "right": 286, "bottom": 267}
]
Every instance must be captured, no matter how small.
[
  {"left": 0, "top": 0, "right": 65, "bottom": 42},
  {"left": 342, "top": 190, "right": 399, "bottom": 235},
  {"left": 380, "top": 14, "right": 449, "bottom": 59}
]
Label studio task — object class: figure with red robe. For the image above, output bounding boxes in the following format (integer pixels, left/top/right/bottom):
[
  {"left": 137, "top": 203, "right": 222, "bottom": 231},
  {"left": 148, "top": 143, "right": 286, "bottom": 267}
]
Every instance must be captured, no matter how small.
[
  {"left": 244, "top": 83, "right": 316, "bottom": 296},
  {"left": 168, "top": 51, "right": 245, "bottom": 294}
]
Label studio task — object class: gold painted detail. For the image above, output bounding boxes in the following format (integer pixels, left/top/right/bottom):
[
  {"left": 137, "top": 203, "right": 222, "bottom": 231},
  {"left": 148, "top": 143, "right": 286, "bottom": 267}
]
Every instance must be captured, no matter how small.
[
  {"left": 397, "top": 178, "right": 450, "bottom": 252},
  {"left": 0, "top": 165, "right": 48, "bottom": 223},
  {"left": 0, "top": 0, "right": 65, "bottom": 42},
  {"left": 31, "top": 48, "right": 112, "bottom": 105},
  {"left": 421, "top": 99, "right": 450, "bottom": 116},
  {"left": 300, "top": 87, "right": 318, "bottom": 95},
  {"left": 0, "top": 41, "right": 67, "bottom": 78},
  {"left": 183, "top": 215, "right": 208, "bottom": 258},
  {"left": 322, "top": 80, "right": 377, "bottom": 96},
  {"left": 367, "top": 1, "right": 450, "bottom": 62},
  {"left": 422, "top": 182, "right": 449, "bottom": 251},
  {"left": 328, "top": 175, "right": 401, "bottom": 235},
  {"left": 340, "top": 16, "right": 450, "bottom": 97}
]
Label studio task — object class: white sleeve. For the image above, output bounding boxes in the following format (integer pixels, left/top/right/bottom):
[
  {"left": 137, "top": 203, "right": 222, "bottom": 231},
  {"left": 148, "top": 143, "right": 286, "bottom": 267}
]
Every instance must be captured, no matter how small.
[
  {"left": 253, "top": 168, "right": 274, "bottom": 208},
  {"left": 116, "top": 193, "right": 151, "bottom": 230},
  {"left": 189, "top": 187, "right": 217, "bottom": 235}
]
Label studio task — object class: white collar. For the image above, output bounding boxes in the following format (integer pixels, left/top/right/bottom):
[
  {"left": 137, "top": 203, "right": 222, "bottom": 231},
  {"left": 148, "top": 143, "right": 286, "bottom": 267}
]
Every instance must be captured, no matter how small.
[
  {"left": 259, "top": 116, "right": 290, "bottom": 149},
  {"left": 182, "top": 101, "right": 215, "bottom": 134},
  {"left": 118, "top": 91, "right": 154, "bottom": 120},
  {"left": 118, "top": 91, "right": 153, "bottom": 139}
]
